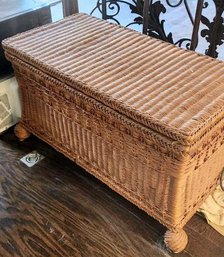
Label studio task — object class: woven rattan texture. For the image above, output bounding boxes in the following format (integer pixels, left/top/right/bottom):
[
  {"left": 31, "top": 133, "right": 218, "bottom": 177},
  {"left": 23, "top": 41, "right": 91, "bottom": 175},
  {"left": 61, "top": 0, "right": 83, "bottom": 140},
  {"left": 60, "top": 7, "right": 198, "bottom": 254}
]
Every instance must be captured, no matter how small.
[
  {"left": 3, "top": 13, "right": 224, "bottom": 145},
  {"left": 3, "top": 14, "right": 224, "bottom": 235},
  {"left": 7, "top": 56, "right": 223, "bottom": 231}
]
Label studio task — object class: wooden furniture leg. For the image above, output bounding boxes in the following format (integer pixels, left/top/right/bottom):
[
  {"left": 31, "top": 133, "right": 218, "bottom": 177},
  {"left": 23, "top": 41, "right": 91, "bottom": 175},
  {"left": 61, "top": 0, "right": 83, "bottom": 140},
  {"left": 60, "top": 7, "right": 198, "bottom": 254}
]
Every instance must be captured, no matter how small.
[
  {"left": 14, "top": 123, "right": 31, "bottom": 141},
  {"left": 164, "top": 229, "right": 188, "bottom": 253}
]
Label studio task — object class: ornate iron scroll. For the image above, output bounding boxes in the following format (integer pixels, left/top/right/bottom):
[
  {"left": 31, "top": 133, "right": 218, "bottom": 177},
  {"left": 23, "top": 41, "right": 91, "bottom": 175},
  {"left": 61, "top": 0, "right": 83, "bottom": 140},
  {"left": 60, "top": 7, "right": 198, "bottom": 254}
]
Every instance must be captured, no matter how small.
[
  {"left": 90, "top": 0, "right": 143, "bottom": 27},
  {"left": 201, "top": 0, "right": 224, "bottom": 58},
  {"left": 91, "top": 0, "right": 224, "bottom": 58}
]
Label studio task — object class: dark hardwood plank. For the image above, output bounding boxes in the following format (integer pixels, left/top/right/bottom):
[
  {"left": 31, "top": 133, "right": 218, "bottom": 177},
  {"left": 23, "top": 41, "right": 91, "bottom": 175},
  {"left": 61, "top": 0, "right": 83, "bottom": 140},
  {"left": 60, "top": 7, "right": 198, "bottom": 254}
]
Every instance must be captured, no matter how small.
[{"left": 0, "top": 129, "right": 223, "bottom": 257}]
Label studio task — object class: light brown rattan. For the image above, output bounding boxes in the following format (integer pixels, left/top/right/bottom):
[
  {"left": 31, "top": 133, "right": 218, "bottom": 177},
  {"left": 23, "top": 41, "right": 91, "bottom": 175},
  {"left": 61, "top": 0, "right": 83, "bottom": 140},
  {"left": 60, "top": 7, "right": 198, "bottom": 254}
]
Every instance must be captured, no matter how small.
[{"left": 3, "top": 13, "right": 224, "bottom": 252}]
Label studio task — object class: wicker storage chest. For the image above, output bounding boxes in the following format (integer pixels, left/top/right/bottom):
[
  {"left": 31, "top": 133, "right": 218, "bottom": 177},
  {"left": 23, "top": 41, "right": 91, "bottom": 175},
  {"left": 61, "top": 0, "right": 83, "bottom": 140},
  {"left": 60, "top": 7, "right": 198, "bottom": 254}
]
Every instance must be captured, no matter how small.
[{"left": 3, "top": 13, "right": 224, "bottom": 253}]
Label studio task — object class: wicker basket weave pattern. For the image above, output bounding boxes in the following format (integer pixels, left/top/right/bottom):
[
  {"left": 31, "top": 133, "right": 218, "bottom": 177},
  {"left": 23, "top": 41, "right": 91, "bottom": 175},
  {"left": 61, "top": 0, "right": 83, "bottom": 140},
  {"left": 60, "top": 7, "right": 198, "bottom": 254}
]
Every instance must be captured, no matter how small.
[
  {"left": 3, "top": 13, "right": 224, "bottom": 253},
  {"left": 9, "top": 57, "right": 223, "bottom": 230},
  {"left": 3, "top": 14, "right": 224, "bottom": 141}
]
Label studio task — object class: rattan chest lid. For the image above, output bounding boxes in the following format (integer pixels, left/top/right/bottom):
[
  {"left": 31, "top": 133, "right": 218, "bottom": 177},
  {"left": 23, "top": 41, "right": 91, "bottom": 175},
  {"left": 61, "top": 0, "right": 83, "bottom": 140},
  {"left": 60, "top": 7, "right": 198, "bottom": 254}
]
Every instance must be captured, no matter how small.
[{"left": 3, "top": 13, "right": 224, "bottom": 144}]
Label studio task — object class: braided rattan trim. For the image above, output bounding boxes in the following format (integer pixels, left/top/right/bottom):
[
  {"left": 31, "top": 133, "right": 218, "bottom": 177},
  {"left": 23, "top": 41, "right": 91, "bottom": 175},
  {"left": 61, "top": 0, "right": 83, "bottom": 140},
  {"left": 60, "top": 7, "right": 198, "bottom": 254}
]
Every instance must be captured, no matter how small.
[
  {"left": 12, "top": 56, "right": 223, "bottom": 231},
  {"left": 9, "top": 54, "right": 188, "bottom": 159},
  {"left": 9, "top": 54, "right": 224, "bottom": 172},
  {"left": 3, "top": 13, "right": 224, "bottom": 145}
]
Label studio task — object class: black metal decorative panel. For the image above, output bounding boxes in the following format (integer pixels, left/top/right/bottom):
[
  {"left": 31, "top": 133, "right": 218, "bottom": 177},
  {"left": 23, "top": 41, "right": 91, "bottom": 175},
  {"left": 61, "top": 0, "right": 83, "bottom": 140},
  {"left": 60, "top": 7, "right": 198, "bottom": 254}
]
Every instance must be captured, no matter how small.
[
  {"left": 91, "top": 0, "right": 224, "bottom": 59},
  {"left": 201, "top": 0, "right": 224, "bottom": 58}
]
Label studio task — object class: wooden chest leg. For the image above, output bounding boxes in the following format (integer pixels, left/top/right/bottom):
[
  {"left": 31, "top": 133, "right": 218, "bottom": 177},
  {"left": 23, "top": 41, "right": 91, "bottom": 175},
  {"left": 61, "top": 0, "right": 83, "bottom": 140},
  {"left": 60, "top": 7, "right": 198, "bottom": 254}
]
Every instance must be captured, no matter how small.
[
  {"left": 164, "top": 228, "right": 188, "bottom": 253},
  {"left": 14, "top": 123, "right": 31, "bottom": 141}
]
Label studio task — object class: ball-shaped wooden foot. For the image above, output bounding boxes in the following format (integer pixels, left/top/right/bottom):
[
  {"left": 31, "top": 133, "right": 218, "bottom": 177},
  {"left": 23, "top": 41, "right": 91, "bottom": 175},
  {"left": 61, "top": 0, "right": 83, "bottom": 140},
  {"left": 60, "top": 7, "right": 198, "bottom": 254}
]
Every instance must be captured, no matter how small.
[
  {"left": 164, "top": 229, "right": 188, "bottom": 253},
  {"left": 14, "top": 123, "right": 31, "bottom": 141}
]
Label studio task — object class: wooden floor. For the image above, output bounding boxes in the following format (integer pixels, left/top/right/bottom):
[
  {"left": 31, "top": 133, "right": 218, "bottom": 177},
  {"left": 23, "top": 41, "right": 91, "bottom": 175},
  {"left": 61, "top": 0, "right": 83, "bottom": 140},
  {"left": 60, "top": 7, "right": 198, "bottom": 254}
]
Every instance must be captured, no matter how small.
[{"left": 0, "top": 129, "right": 223, "bottom": 257}]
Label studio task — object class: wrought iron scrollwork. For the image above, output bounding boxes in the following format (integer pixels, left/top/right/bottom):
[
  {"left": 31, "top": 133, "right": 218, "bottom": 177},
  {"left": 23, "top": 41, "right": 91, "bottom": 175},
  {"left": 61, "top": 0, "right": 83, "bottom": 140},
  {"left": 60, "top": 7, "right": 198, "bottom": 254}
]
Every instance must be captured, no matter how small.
[
  {"left": 201, "top": 0, "right": 224, "bottom": 58},
  {"left": 166, "top": 0, "right": 194, "bottom": 24},
  {"left": 90, "top": 0, "right": 143, "bottom": 26},
  {"left": 91, "top": 0, "right": 224, "bottom": 58},
  {"left": 145, "top": 1, "right": 174, "bottom": 43}
]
